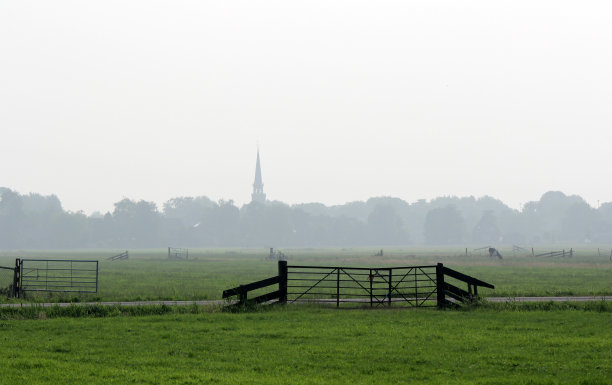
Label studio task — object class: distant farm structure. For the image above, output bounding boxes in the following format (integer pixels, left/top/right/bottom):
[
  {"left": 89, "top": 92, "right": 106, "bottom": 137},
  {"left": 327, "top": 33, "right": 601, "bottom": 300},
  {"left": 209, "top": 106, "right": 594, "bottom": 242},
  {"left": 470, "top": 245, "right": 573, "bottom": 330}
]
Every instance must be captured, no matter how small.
[
  {"left": 108, "top": 251, "right": 129, "bottom": 261},
  {"left": 168, "top": 247, "right": 189, "bottom": 260},
  {"left": 533, "top": 248, "right": 573, "bottom": 258},
  {"left": 269, "top": 248, "right": 287, "bottom": 261}
]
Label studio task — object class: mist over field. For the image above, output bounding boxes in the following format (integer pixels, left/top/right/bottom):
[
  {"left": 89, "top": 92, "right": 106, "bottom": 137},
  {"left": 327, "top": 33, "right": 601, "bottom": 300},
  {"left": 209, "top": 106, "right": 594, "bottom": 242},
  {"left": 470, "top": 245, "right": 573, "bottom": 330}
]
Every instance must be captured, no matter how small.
[
  {"left": 2, "top": 1, "right": 612, "bottom": 215},
  {"left": 1, "top": 187, "right": 611, "bottom": 249},
  {"left": 2, "top": 3, "right": 612, "bottom": 385},
  {"left": 2, "top": 1, "right": 611, "bottom": 250}
]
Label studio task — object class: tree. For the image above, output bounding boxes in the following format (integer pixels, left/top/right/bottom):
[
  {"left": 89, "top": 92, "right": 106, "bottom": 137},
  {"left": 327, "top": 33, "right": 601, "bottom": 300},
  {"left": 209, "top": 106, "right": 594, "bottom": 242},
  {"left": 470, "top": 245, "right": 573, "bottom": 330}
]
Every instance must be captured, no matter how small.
[
  {"left": 0, "top": 188, "right": 25, "bottom": 248},
  {"left": 163, "top": 196, "right": 215, "bottom": 227},
  {"left": 367, "top": 205, "right": 409, "bottom": 245},
  {"left": 472, "top": 210, "right": 501, "bottom": 244},
  {"left": 423, "top": 205, "right": 467, "bottom": 244},
  {"left": 112, "top": 199, "right": 161, "bottom": 247},
  {"left": 239, "top": 201, "right": 293, "bottom": 246},
  {"left": 559, "top": 202, "right": 600, "bottom": 242}
]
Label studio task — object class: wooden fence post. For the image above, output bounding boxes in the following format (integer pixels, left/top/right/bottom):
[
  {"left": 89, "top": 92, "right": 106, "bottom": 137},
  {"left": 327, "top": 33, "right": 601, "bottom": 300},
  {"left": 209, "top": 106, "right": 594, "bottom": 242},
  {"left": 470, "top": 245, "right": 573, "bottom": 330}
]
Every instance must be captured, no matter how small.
[
  {"left": 12, "top": 258, "right": 21, "bottom": 298},
  {"left": 369, "top": 269, "right": 373, "bottom": 307},
  {"left": 388, "top": 269, "right": 392, "bottom": 307},
  {"left": 238, "top": 285, "right": 247, "bottom": 304},
  {"left": 436, "top": 263, "right": 445, "bottom": 308},
  {"left": 336, "top": 268, "right": 340, "bottom": 308},
  {"left": 278, "top": 260, "right": 287, "bottom": 304}
]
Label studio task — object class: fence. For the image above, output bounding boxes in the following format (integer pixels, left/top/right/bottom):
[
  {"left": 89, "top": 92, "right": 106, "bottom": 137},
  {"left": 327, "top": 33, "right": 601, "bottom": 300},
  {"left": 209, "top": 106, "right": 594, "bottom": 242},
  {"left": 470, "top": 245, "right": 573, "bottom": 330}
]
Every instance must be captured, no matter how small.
[
  {"left": 168, "top": 247, "right": 189, "bottom": 260},
  {"left": 533, "top": 248, "right": 573, "bottom": 258},
  {"left": 108, "top": 251, "right": 128, "bottom": 261},
  {"left": 472, "top": 246, "right": 491, "bottom": 256},
  {"left": 512, "top": 245, "right": 528, "bottom": 253},
  {"left": 287, "top": 265, "right": 438, "bottom": 307},
  {"left": 597, "top": 248, "right": 612, "bottom": 261},
  {"left": 19, "top": 259, "right": 98, "bottom": 295},
  {"left": 223, "top": 261, "right": 494, "bottom": 308}
]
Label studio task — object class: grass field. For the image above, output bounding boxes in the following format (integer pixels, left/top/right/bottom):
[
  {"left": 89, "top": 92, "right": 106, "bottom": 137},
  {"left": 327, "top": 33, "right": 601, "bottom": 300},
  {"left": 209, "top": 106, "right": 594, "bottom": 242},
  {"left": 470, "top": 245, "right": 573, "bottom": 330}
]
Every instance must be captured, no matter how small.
[
  {"left": 1, "top": 247, "right": 611, "bottom": 384},
  {"left": 0, "top": 305, "right": 610, "bottom": 384},
  {"left": 1, "top": 247, "right": 611, "bottom": 302}
]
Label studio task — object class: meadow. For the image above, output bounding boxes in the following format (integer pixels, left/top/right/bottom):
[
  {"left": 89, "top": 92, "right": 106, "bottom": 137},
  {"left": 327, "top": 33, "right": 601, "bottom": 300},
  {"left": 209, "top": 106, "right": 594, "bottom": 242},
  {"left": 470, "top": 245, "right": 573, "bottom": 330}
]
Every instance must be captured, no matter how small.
[
  {"left": 1, "top": 246, "right": 611, "bottom": 302},
  {"left": 1, "top": 247, "right": 611, "bottom": 384},
  {"left": 0, "top": 305, "right": 610, "bottom": 384}
]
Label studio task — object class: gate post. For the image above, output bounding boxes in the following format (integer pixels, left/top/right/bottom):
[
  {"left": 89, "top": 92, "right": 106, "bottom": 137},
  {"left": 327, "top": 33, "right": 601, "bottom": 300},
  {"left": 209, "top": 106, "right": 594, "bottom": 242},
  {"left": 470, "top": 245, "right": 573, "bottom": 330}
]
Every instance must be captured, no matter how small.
[
  {"left": 388, "top": 269, "right": 392, "bottom": 307},
  {"left": 336, "top": 268, "right": 340, "bottom": 308},
  {"left": 278, "top": 260, "right": 287, "bottom": 304},
  {"left": 12, "top": 258, "right": 21, "bottom": 298},
  {"left": 436, "top": 263, "right": 445, "bottom": 308},
  {"left": 369, "top": 269, "right": 373, "bottom": 307}
]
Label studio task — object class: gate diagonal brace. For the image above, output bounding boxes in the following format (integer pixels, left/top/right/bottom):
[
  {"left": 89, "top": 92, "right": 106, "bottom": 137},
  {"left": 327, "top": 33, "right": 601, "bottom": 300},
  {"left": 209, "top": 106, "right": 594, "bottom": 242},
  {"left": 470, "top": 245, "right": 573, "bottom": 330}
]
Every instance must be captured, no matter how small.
[
  {"left": 289, "top": 268, "right": 338, "bottom": 304},
  {"left": 340, "top": 268, "right": 373, "bottom": 294},
  {"left": 370, "top": 270, "right": 396, "bottom": 307},
  {"left": 418, "top": 267, "right": 437, "bottom": 285},
  {"left": 372, "top": 269, "right": 414, "bottom": 305}
]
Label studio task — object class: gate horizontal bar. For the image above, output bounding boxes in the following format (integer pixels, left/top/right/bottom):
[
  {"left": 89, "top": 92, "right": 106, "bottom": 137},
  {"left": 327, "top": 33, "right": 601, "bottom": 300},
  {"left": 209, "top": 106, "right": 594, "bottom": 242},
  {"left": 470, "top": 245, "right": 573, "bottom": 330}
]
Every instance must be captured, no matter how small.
[
  {"left": 288, "top": 265, "right": 437, "bottom": 270},
  {"left": 21, "top": 288, "right": 97, "bottom": 293}
]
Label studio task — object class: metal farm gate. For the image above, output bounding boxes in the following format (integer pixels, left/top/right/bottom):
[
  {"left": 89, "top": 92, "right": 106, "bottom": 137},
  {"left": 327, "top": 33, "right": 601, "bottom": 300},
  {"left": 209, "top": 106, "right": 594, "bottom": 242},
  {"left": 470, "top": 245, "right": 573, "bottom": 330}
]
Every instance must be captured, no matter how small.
[
  {"left": 223, "top": 261, "right": 495, "bottom": 309},
  {"left": 19, "top": 259, "right": 99, "bottom": 295},
  {"left": 286, "top": 265, "right": 438, "bottom": 307}
]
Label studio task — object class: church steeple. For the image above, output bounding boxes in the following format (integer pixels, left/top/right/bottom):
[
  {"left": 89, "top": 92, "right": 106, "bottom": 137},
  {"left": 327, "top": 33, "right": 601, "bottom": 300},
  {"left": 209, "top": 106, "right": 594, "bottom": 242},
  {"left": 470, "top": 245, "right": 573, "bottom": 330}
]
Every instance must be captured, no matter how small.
[{"left": 251, "top": 149, "right": 266, "bottom": 203}]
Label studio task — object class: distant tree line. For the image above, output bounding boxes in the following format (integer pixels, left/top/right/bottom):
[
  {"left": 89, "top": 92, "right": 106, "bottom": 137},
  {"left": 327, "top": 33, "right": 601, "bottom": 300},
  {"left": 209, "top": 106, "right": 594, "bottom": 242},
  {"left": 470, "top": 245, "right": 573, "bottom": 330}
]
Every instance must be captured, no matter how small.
[{"left": 1, "top": 187, "right": 612, "bottom": 249}]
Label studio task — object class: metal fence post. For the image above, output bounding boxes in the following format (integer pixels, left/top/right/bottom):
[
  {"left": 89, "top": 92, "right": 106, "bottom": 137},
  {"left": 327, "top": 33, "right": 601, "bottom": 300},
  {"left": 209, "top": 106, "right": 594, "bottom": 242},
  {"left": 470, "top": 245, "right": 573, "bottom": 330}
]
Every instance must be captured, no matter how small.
[
  {"left": 278, "top": 260, "right": 287, "bottom": 304},
  {"left": 436, "top": 263, "right": 445, "bottom": 308}
]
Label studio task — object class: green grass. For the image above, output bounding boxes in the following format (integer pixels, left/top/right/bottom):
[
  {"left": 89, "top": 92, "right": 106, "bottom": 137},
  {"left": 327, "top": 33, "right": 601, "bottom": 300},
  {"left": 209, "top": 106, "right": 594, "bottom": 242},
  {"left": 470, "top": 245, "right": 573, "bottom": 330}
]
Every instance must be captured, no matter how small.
[
  {"left": 1, "top": 247, "right": 611, "bottom": 384},
  {"left": 0, "top": 306, "right": 610, "bottom": 384},
  {"left": 1, "top": 247, "right": 611, "bottom": 302}
]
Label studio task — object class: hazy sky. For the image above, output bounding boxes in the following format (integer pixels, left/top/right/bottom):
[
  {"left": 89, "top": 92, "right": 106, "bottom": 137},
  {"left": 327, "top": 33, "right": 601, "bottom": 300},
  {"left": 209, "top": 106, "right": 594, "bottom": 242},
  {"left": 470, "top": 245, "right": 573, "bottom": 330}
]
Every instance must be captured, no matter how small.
[{"left": 1, "top": 1, "right": 611, "bottom": 214}]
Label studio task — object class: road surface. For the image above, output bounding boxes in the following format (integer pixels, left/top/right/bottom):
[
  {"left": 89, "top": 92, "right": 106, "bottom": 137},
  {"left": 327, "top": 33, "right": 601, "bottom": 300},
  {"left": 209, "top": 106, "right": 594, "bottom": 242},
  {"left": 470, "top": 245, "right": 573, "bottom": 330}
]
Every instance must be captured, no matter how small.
[{"left": 0, "top": 296, "right": 609, "bottom": 308}]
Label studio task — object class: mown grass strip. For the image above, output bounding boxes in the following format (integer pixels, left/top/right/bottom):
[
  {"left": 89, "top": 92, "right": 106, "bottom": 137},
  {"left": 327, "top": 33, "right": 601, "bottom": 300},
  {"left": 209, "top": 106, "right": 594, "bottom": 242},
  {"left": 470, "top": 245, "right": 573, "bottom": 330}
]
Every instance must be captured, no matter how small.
[
  {"left": 0, "top": 303, "right": 219, "bottom": 320},
  {"left": 0, "top": 306, "right": 610, "bottom": 384},
  {"left": 1, "top": 299, "right": 612, "bottom": 321}
]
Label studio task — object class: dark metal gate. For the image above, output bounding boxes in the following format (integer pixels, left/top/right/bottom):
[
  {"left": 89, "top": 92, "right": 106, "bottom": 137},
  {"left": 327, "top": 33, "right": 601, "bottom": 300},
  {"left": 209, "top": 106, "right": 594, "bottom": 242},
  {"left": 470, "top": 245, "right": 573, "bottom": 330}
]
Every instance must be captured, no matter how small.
[
  {"left": 19, "top": 259, "right": 99, "bottom": 294},
  {"left": 223, "top": 261, "right": 495, "bottom": 309},
  {"left": 286, "top": 265, "right": 438, "bottom": 307}
]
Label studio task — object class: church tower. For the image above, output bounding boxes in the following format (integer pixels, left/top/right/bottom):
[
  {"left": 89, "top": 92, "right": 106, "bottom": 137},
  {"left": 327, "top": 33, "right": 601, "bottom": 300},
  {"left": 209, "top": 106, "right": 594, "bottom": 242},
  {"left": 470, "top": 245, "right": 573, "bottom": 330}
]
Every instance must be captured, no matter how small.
[{"left": 251, "top": 149, "right": 266, "bottom": 203}]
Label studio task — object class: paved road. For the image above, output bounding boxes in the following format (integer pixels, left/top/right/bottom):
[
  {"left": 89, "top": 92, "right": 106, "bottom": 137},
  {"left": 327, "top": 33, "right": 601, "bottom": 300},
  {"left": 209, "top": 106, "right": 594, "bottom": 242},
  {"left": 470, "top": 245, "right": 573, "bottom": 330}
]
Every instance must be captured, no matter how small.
[
  {"left": 0, "top": 296, "right": 609, "bottom": 308},
  {"left": 486, "top": 296, "right": 609, "bottom": 303},
  {"left": 0, "top": 300, "right": 226, "bottom": 308}
]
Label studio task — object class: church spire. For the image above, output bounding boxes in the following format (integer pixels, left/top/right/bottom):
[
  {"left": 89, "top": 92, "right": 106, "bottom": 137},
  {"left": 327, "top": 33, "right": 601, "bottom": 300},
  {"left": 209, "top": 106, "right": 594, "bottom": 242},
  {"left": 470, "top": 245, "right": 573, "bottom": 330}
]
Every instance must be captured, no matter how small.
[{"left": 251, "top": 148, "right": 266, "bottom": 203}]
